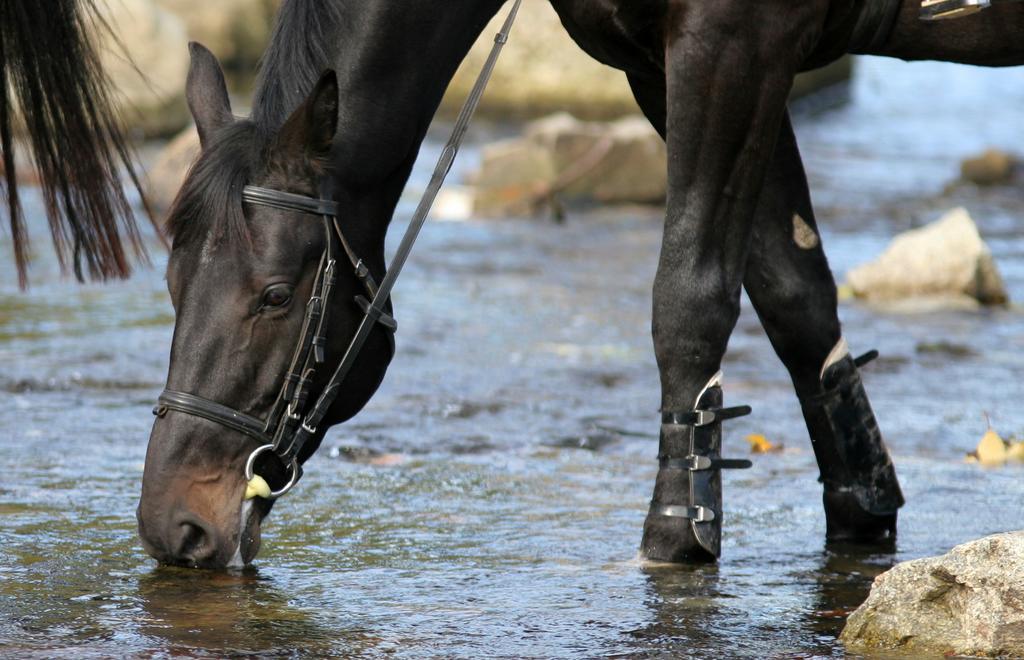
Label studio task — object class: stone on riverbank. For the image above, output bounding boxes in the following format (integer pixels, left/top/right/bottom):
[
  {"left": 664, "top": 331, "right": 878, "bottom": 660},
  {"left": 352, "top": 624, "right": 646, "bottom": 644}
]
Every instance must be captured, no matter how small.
[
  {"left": 961, "top": 148, "right": 1018, "bottom": 186},
  {"left": 845, "top": 208, "right": 1008, "bottom": 307},
  {"left": 144, "top": 127, "right": 200, "bottom": 212},
  {"left": 95, "top": 0, "right": 272, "bottom": 138},
  {"left": 97, "top": 0, "right": 191, "bottom": 138},
  {"left": 470, "top": 113, "right": 666, "bottom": 216},
  {"left": 154, "top": 0, "right": 277, "bottom": 76},
  {"left": 841, "top": 532, "right": 1024, "bottom": 657}
]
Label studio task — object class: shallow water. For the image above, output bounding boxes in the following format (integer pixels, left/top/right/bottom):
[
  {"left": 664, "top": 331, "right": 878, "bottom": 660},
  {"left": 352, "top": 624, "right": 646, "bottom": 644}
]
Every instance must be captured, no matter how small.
[{"left": 2, "top": 57, "right": 1024, "bottom": 658}]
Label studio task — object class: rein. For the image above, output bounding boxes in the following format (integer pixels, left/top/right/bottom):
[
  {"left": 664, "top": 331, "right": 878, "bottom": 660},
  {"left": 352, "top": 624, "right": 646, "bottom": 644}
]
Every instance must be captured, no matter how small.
[{"left": 154, "top": 0, "right": 523, "bottom": 500}]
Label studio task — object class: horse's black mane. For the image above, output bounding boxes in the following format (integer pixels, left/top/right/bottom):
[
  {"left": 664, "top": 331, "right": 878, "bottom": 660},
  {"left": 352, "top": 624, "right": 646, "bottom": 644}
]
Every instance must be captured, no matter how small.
[
  {"left": 165, "top": 122, "right": 258, "bottom": 248},
  {"left": 252, "top": 0, "right": 344, "bottom": 130},
  {"left": 168, "top": 0, "right": 341, "bottom": 247}
]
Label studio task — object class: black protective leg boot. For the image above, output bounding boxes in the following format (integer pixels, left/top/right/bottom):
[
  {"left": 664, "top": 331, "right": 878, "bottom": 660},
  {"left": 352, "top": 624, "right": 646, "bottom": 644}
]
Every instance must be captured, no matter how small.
[
  {"left": 799, "top": 339, "right": 904, "bottom": 542},
  {"left": 641, "top": 373, "right": 752, "bottom": 562}
]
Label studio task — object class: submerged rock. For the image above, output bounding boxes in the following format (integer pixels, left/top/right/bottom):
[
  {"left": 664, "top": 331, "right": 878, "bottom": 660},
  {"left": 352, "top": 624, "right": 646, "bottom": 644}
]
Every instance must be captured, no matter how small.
[
  {"left": 470, "top": 113, "right": 666, "bottom": 216},
  {"left": 841, "top": 532, "right": 1024, "bottom": 657},
  {"left": 961, "top": 148, "right": 1017, "bottom": 186},
  {"left": 845, "top": 208, "right": 1008, "bottom": 307}
]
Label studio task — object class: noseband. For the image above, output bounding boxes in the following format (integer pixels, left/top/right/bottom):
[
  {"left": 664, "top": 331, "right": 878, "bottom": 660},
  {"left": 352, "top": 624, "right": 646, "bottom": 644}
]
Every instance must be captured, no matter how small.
[{"left": 153, "top": 0, "right": 523, "bottom": 500}]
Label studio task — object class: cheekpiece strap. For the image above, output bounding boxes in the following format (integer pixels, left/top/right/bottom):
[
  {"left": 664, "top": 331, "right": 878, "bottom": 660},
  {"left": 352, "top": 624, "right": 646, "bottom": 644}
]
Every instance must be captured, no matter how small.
[
  {"left": 662, "top": 405, "right": 752, "bottom": 427},
  {"left": 242, "top": 185, "right": 340, "bottom": 217}
]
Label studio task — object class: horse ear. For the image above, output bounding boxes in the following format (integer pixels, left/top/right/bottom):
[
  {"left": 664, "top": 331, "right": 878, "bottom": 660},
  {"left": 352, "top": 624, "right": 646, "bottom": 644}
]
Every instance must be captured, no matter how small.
[
  {"left": 185, "top": 42, "right": 233, "bottom": 148},
  {"left": 276, "top": 71, "right": 339, "bottom": 163}
]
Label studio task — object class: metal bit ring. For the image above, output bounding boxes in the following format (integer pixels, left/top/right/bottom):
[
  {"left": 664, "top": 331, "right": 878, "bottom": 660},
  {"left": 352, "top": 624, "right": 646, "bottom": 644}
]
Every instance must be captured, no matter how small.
[{"left": 244, "top": 444, "right": 300, "bottom": 500}]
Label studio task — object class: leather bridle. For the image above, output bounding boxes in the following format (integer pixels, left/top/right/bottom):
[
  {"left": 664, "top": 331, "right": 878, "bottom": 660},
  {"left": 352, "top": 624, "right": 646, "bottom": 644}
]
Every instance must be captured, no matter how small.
[
  {"left": 155, "top": 185, "right": 396, "bottom": 498},
  {"left": 152, "top": 0, "right": 523, "bottom": 500}
]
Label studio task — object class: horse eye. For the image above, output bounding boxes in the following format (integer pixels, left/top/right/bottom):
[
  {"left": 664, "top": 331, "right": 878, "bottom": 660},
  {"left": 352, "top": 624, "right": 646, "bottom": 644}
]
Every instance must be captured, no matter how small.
[{"left": 260, "top": 284, "right": 294, "bottom": 310}]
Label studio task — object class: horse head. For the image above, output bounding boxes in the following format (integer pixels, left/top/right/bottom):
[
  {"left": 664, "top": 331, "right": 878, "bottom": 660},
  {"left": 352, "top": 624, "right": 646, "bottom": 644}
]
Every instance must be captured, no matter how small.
[{"left": 138, "top": 44, "right": 394, "bottom": 568}]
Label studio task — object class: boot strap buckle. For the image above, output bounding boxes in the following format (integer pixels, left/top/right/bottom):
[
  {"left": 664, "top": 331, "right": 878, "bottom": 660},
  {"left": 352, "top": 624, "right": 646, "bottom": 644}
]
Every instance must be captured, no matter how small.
[
  {"left": 662, "top": 405, "right": 752, "bottom": 427},
  {"left": 649, "top": 502, "right": 716, "bottom": 523},
  {"left": 659, "top": 455, "right": 753, "bottom": 471}
]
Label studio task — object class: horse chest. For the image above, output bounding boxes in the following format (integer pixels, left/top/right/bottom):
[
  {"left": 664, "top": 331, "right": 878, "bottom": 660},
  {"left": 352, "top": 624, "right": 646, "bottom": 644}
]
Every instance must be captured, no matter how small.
[{"left": 548, "top": 0, "right": 668, "bottom": 77}]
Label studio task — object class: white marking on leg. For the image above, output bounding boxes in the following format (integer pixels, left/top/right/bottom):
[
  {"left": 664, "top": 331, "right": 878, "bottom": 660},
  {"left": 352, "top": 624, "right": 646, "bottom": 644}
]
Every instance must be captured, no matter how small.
[
  {"left": 694, "top": 370, "right": 724, "bottom": 407},
  {"left": 820, "top": 337, "right": 850, "bottom": 381},
  {"left": 792, "top": 213, "right": 820, "bottom": 249}
]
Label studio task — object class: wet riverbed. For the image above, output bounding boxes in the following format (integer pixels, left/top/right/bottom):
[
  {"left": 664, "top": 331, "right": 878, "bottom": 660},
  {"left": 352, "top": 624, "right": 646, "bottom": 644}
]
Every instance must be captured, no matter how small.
[{"left": 2, "top": 57, "right": 1024, "bottom": 658}]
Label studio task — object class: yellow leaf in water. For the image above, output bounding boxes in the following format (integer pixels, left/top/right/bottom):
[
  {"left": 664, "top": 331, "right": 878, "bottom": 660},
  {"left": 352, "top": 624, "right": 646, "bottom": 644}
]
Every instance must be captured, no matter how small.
[
  {"left": 746, "top": 434, "right": 777, "bottom": 454},
  {"left": 976, "top": 429, "right": 1008, "bottom": 467},
  {"left": 1007, "top": 441, "right": 1024, "bottom": 463}
]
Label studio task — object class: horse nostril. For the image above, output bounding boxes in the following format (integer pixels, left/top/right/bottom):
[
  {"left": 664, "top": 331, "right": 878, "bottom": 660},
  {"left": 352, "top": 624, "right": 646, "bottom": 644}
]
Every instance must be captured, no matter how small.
[{"left": 173, "top": 517, "right": 218, "bottom": 566}]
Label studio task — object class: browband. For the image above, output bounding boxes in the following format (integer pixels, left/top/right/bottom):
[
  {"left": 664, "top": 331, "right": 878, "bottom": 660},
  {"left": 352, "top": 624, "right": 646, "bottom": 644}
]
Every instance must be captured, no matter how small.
[{"left": 243, "top": 185, "right": 340, "bottom": 217}]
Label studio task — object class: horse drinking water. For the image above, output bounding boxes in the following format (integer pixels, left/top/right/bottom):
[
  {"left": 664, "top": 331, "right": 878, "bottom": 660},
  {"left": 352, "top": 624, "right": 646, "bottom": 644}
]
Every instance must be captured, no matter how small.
[{"left": 3, "top": 0, "right": 1023, "bottom": 569}]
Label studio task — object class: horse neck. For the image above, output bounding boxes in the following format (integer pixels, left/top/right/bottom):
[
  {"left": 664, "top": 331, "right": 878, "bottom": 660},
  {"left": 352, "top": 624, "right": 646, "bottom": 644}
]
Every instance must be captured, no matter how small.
[
  {"left": 336, "top": 1, "right": 507, "bottom": 178},
  {"left": 257, "top": 1, "right": 506, "bottom": 188}
]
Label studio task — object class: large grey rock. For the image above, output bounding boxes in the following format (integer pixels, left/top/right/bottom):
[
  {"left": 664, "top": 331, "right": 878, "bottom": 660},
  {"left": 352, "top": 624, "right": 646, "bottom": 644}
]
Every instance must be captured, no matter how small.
[
  {"left": 841, "top": 532, "right": 1024, "bottom": 657},
  {"left": 97, "top": 0, "right": 191, "bottom": 137},
  {"left": 470, "top": 113, "right": 667, "bottom": 216},
  {"left": 845, "top": 208, "right": 1008, "bottom": 307}
]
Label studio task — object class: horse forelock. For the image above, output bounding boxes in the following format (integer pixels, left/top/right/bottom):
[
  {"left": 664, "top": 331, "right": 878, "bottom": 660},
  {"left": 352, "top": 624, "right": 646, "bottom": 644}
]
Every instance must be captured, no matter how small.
[{"left": 165, "top": 122, "right": 263, "bottom": 251}]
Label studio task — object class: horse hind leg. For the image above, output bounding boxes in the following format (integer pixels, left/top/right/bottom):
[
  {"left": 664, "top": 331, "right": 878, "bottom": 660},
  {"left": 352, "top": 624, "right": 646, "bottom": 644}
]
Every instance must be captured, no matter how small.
[
  {"left": 744, "top": 113, "right": 904, "bottom": 543},
  {"left": 627, "top": 0, "right": 833, "bottom": 561}
]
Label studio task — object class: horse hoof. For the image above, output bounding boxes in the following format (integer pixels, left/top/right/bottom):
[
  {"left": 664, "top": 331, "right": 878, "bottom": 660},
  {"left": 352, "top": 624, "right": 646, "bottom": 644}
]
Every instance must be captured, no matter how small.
[
  {"left": 823, "top": 490, "right": 898, "bottom": 543},
  {"left": 641, "top": 514, "right": 717, "bottom": 564}
]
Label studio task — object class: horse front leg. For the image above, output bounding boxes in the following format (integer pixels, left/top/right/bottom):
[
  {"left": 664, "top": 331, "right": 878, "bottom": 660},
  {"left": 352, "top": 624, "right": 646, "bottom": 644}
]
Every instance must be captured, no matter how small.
[
  {"left": 744, "top": 113, "right": 904, "bottom": 543},
  {"left": 640, "top": 0, "right": 829, "bottom": 562}
]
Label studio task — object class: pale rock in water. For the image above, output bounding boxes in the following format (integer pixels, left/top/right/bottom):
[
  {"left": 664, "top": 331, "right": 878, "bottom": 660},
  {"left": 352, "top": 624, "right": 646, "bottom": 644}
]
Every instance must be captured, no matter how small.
[
  {"left": 470, "top": 113, "right": 667, "bottom": 216},
  {"left": 845, "top": 207, "right": 1008, "bottom": 307},
  {"left": 841, "top": 532, "right": 1024, "bottom": 657},
  {"left": 96, "top": 0, "right": 190, "bottom": 137}
]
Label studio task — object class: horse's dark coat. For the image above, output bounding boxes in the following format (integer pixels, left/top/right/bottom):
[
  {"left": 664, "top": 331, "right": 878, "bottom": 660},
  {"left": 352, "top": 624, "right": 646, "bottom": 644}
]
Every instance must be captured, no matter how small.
[{"left": 136, "top": 0, "right": 1024, "bottom": 567}]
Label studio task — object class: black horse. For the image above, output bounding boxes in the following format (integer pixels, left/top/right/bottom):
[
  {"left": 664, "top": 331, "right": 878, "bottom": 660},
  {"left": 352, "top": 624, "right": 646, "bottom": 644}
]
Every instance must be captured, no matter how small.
[{"left": 5, "top": 0, "right": 1022, "bottom": 569}]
